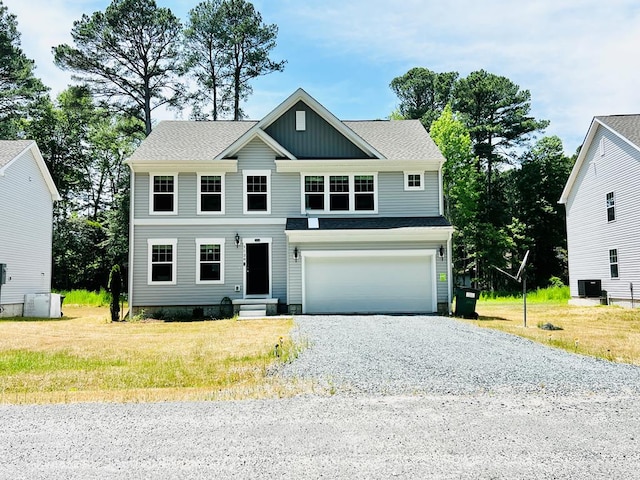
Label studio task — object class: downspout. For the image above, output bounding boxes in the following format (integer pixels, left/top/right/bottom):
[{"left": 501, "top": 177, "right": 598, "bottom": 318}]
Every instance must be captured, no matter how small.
[
  {"left": 127, "top": 164, "right": 135, "bottom": 320},
  {"left": 447, "top": 229, "right": 453, "bottom": 314},
  {"left": 438, "top": 165, "right": 444, "bottom": 216}
]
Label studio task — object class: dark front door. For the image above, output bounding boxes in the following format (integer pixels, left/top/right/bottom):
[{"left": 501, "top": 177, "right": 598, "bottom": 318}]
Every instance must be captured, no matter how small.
[{"left": 246, "top": 243, "right": 269, "bottom": 296}]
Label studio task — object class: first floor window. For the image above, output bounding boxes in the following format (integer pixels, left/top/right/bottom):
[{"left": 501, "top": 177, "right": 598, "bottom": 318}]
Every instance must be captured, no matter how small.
[
  {"left": 199, "top": 175, "right": 223, "bottom": 213},
  {"left": 609, "top": 249, "right": 619, "bottom": 278},
  {"left": 196, "top": 239, "right": 224, "bottom": 283},
  {"left": 606, "top": 192, "right": 615, "bottom": 222},
  {"left": 148, "top": 239, "right": 177, "bottom": 284},
  {"left": 151, "top": 175, "right": 176, "bottom": 214}
]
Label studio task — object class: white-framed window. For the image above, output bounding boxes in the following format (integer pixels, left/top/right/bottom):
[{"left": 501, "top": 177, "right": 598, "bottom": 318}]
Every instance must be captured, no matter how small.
[
  {"left": 243, "top": 170, "right": 271, "bottom": 214},
  {"left": 149, "top": 174, "right": 177, "bottom": 215},
  {"left": 606, "top": 192, "right": 615, "bottom": 222},
  {"left": 296, "top": 110, "right": 306, "bottom": 131},
  {"left": 148, "top": 239, "right": 177, "bottom": 285},
  {"left": 609, "top": 249, "right": 619, "bottom": 278},
  {"left": 197, "top": 174, "right": 225, "bottom": 214},
  {"left": 196, "top": 238, "right": 224, "bottom": 284},
  {"left": 301, "top": 173, "right": 378, "bottom": 214},
  {"left": 404, "top": 172, "right": 424, "bottom": 191}
]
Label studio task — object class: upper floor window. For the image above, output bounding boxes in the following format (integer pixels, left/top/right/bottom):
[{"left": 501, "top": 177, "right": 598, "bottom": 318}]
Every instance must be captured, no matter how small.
[
  {"left": 609, "top": 248, "right": 619, "bottom": 278},
  {"left": 302, "top": 174, "right": 377, "bottom": 214},
  {"left": 606, "top": 192, "right": 615, "bottom": 222},
  {"left": 243, "top": 170, "right": 271, "bottom": 214},
  {"left": 196, "top": 238, "right": 224, "bottom": 284},
  {"left": 404, "top": 172, "right": 424, "bottom": 191},
  {"left": 150, "top": 174, "right": 177, "bottom": 214},
  {"left": 198, "top": 174, "right": 224, "bottom": 214},
  {"left": 148, "top": 239, "right": 177, "bottom": 285}
]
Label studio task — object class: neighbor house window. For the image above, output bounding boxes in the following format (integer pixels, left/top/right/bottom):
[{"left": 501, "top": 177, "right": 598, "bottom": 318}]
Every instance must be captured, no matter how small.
[
  {"left": 243, "top": 170, "right": 270, "bottom": 214},
  {"left": 606, "top": 192, "right": 615, "bottom": 222},
  {"left": 404, "top": 172, "right": 424, "bottom": 191},
  {"left": 196, "top": 239, "right": 224, "bottom": 284},
  {"left": 609, "top": 249, "right": 619, "bottom": 278},
  {"left": 150, "top": 174, "right": 177, "bottom": 214},
  {"left": 198, "top": 174, "right": 224, "bottom": 214},
  {"left": 148, "top": 239, "right": 177, "bottom": 285},
  {"left": 301, "top": 174, "right": 378, "bottom": 213}
]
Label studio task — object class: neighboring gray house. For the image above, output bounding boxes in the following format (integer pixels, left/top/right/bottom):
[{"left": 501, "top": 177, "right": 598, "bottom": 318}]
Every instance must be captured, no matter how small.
[
  {"left": 0, "top": 140, "right": 60, "bottom": 317},
  {"left": 560, "top": 115, "right": 640, "bottom": 306},
  {"left": 126, "top": 89, "right": 453, "bottom": 317}
]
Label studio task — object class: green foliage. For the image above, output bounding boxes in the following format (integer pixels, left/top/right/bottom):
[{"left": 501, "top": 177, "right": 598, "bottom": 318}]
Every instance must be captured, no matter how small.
[
  {"left": 390, "top": 67, "right": 458, "bottom": 129},
  {"left": 57, "top": 289, "right": 112, "bottom": 306},
  {"left": 479, "top": 285, "right": 570, "bottom": 303},
  {"left": 53, "top": 0, "right": 184, "bottom": 135},
  {"left": 0, "top": 1, "right": 48, "bottom": 137},
  {"left": 0, "top": 350, "right": 123, "bottom": 376}
]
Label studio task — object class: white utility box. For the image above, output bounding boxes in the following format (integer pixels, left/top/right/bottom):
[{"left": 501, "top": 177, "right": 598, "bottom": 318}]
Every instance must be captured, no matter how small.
[{"left": 23, "top": 293, "right": 61, "bottom": 318}]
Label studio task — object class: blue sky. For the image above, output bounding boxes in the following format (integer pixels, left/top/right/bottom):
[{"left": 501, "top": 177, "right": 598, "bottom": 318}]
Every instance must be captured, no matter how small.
[{"left": 5, "top": 0, "right": 640, "bottom": 153}]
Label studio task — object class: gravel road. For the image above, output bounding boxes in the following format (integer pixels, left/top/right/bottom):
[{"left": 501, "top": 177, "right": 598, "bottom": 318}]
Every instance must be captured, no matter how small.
[{"left": 1, "top": 315, "right": 640, "bottom": 479}]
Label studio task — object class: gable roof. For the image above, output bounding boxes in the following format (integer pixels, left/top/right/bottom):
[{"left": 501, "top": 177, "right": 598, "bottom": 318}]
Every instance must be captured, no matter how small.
[
  {"left": 127, "top": 88, "right": 445, "bottom": 165},
  {"left": 559, "top": 115, "right": 640, "bottom": 204},
  {"left": 0, "top": 140, "right": 60, "bottom": 201}
]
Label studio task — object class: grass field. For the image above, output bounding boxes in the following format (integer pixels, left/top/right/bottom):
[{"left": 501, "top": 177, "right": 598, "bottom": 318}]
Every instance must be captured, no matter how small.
[
  {"left": 470, "top": 300, "right": 640, "bottom": 365},
  {"left": 0, "top": 306, "right": 306, "bottom": 404}
]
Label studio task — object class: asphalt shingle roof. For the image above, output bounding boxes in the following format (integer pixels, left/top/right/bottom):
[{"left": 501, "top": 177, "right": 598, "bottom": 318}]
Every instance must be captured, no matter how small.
[
  {"left": 596, "top": 115, "right": 640, "bottom": 150},
  {"left": 0, "top": 140, "right": 34, "bottom": 169},
  {"left": 285, "top": 216, "right": 451, "bottom": 231},
  {"left": 128, "top": 118, "right": 443, "bottom": 162}
]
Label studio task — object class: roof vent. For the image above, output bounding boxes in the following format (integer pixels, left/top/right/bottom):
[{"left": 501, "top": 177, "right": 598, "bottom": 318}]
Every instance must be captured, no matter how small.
[
  {"left": 308, "top": 217, "right": 319, "bottom": 229},
  {"left": 296, "top": 110, "right": 306, "bottom": 131}
]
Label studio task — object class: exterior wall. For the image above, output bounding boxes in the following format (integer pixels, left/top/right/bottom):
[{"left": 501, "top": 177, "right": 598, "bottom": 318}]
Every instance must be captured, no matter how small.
[
  {"left": 0, "top": 149, "right": 53, "bottom": 316},
  {"left": 285, "top": 240, "right": 450, "bottom": 307},
  {"left": 565, "top": 126, "right": 640, "bottom": 303},
  {"left": 378, "top": 171, "right": 440, "bottom": 216},
  {"left": 265, "top": 101, "right": 369, "bottom": 159}
]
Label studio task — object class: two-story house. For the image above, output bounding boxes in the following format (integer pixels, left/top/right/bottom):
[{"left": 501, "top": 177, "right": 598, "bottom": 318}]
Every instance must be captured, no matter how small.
[
  {"left": 560, "top": 115, "right": 640, "bottom": 307},
  {"left": 126, "top": 89, "right": 453, "bottom": 317}
]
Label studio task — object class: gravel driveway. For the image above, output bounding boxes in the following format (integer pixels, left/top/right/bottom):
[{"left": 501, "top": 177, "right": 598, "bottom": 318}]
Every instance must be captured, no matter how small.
[{"left": 1, "top": 315, "right": 640, "bottom": 479}]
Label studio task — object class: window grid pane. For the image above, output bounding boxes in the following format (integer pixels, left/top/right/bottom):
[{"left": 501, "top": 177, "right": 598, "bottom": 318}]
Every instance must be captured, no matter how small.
[
  {"left": 408, "top": 174, "right": 421, "bottom": 187},
  {"left": 200, "top": 244, "right": 220, "bottom": 262},
  {"left": 152, "top": 245, "right": 173, "bottom": 263},
  {"left": 354, "top": 175, "right": 374, "bottom": 192},
  {"left": 154, "top": 176, "right": 174, "bottom": 193},
  {"left": 330, "top": 176, "right": 349, "bottom": 192},
  {"left": 305, "top": 176, "right": 324, "bottom": 193},
  {"left": 247, "top": 176, "right": 267, "bottom": 193},
  {"left": 609, "top": 248, "right": 619, "bottom": 278},
  {"left": 201, "top": 176, "right": 221, "bottom": 193}
]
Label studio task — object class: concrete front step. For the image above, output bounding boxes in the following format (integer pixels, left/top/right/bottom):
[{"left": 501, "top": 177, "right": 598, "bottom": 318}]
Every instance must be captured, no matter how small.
[
  {"left": 238, "top": 304, "right": 268, "bottom": 318},
  {"left": 233, "top": 298, "right": 279, "bottom": 317}
]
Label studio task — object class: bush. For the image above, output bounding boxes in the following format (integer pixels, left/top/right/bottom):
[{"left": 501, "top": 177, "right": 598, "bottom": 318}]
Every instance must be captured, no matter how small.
[{"left": 57, "top": 289, "right": 112, "bottom": 306}]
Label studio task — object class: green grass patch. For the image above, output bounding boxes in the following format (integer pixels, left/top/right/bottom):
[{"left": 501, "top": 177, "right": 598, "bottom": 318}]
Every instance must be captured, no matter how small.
[
  {"left": 0, "top": 350, "right": 124, "bottom": 375},
  {"left": 479, "top": 285, "right": 570, "bottom": 303},
  {"left": 56, "top": 288, "right": 112, "bottom": 306}
]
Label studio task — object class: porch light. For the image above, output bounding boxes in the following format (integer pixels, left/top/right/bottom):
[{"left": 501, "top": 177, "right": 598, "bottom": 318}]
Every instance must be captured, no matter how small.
[
  {"left": 235, "top": 233, "right": 240, "bottom": 248},
  {"left": 293, "top": 247, "right": 299, "bottom": 262},
  {"left": 439, "top": 245, "right": 445, "bottom": 260}
]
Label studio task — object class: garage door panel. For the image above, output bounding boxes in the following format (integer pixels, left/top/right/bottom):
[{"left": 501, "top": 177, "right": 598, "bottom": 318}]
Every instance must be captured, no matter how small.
[{"left": 304, "top": 253, "right": 433, "bottom": 314}]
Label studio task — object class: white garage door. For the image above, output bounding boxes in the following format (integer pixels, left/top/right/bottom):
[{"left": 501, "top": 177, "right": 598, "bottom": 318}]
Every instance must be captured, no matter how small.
[{"left": 303, "top": 251, "right": 434, "bottom": 314}]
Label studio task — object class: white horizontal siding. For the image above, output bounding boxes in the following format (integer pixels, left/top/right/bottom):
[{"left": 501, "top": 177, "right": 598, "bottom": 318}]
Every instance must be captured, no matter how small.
[
  {"left": 0, "top": 149, "right": 53, "bottom": 308},
  {"left": 566, "top": 126, "right": 640, "bottom": 300}
]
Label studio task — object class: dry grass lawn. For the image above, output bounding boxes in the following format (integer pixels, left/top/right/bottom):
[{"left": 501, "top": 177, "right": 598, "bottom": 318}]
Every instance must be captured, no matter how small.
[
  {"left": 0, "top": 306, "right": 309, "bottom": 404},
  {"left": 468, "top": 301, "right": 640, "bottom": 365}
]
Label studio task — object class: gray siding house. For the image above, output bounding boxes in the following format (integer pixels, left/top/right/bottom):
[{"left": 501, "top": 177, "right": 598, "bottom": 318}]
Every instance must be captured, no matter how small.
[
  {"left": 560, "top": 115, "right": 640, "bottom": 306},
  {"left": 126, "top": 89, "right": 453, "bottom": 317},
  {"left": 0, "top": 141, "right": 60, "bottom": 317}
]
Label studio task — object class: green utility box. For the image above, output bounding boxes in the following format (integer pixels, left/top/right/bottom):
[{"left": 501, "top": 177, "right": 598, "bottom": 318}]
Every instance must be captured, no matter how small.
[{"left": 454, "top": 287, "right": 480, "bottom": 319}]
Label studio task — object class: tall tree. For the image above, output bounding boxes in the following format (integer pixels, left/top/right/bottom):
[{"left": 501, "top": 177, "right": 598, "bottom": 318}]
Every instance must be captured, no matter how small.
[
  {"left": 217, "top": 0, "right": 286, "bottom": 120},
  {"left": 389, "top": 67, "right": 458, "bottom": 130},
  {"left": 452, "top": 70, "right": 549, "bottom": 202},
  {"left": 0, "top": 1, "right": 47, "bottom": 137},
  {"left": 53, "top": 0, "right": 184, "bottom": 135},
  {"left": 184, "top": 0, "right": 230, "bottom": 120}
]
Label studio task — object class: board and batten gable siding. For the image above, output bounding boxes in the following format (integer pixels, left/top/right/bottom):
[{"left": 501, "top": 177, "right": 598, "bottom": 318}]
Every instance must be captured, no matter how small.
[
  {"left": 285, "top": 240, "right": 449, "bottom": 306},
  {"left": 132, "top": 224, "right": 287, "bottom": 306},
  {"left": 264, "top": 100, "right": 370, "bottom": 159},
  {"left": 0, "top": 149, "right": 53, "bottom": 304},
  {"left": 565, "top": 125, "right": 640, "bottom": 300}
]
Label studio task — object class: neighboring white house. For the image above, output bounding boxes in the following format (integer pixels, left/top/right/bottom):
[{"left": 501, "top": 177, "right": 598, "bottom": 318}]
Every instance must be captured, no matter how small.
[
  {"left": 126, "top": 88, "right": 453, "bottom": 318},
  {"left": 0, "top": 140, "right": 60, "bottom": 317},
  {"left": 559, "top": 115, "right": 640, "bottom": 307}
]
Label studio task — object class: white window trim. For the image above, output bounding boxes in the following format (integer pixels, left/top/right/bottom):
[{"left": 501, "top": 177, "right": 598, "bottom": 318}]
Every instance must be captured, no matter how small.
[
  {"left": 296, "top": 110, "right": 306, "bottom": 131},
  {"left": 147, "top": 238, "right": 177, "bottom": 285},
  {"left": 404, "top": 172, "right": 425, "bottom": 191},
  {"left": 149, "top": 173, "right": 178, "bottom": 215},
  {"left": 300, "top": 173, "right": 378, "bottom": 214},
  {"left": 243, "top": 169, "right": 271, "bottom": 215},
  {"left": 197, "top": 173, "right": 225, "bottom": 215},
  {"left": 195, "top": 238, "right": 225, "bottom": 284},
  {"left": 606, "top": 191, "right": 615, "bottom": 223},
  {"left": 609, "top": 248, "right": 619, "bottom": 279}
]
